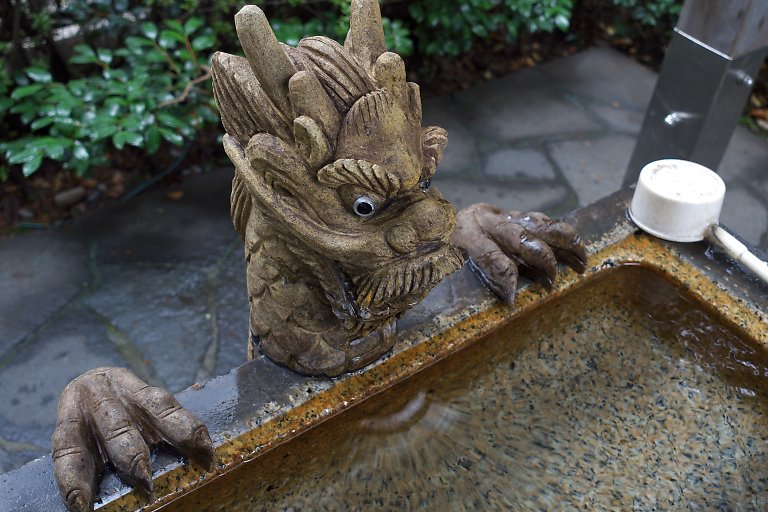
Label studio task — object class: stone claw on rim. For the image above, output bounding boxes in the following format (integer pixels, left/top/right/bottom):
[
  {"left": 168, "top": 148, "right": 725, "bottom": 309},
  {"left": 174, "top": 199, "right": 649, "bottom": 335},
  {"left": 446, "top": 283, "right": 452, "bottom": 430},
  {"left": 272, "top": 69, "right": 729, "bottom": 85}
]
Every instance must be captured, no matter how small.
[
  {"left": 52, "top": 367, "right": 214, "bottom": 512},
  {"left": 450, "top": 203, "right": 587, "bottom": 304}
]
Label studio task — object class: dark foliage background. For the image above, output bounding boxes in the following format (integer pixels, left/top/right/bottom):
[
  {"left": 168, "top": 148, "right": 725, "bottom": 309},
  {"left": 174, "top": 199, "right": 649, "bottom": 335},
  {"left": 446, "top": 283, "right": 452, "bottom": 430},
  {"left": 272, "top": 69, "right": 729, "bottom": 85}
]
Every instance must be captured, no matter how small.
[{"left": 0, "top": 0, "right": 700, "bottom": 231}]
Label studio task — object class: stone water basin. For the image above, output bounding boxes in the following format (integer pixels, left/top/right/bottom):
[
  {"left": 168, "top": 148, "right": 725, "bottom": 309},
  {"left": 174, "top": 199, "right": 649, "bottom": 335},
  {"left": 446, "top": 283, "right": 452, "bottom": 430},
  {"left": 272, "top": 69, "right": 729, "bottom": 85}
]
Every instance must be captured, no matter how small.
[
  {"left": 159, "top": 264, "right": 768, "bottom": 511},
  {"left": 1, "top": 191, "right": 765, "bottom": 511}
]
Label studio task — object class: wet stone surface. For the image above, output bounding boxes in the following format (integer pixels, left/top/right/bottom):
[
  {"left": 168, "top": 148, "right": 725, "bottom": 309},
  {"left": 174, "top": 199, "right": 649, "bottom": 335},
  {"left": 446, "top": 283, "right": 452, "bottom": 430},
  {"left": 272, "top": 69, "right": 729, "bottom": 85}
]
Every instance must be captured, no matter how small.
[
  {"left": 421, "top": 95, "right": 481, "bottom": 176},
  {"left": 549, "top": 134, "right": 636, "bottom": 206},
  {"left": 212, "top": 250, "right": 250, "bottom": 379},
  {"left": 84, "top": 264, "right": 215, "bottom": 393},
  {"left": 71, "top": 171, "right": 236, "bottom": 266},
  {"left": 538, "top": 43, "right": 657, "bottom": 110},
  {"left": 0, "top": 232, "right": 90, "bottom": 355},
  {"left": 0, "top": 44, "right": 766, "bottom": 475},
  {"left": 455, "top": 66, "right": 602, "bottom": 142},
  {"left": 484, "top": 147, "right": 558, "bottom": 180},
  {"left": 436, "top": 178, "right": 574, "bottom": 217}
]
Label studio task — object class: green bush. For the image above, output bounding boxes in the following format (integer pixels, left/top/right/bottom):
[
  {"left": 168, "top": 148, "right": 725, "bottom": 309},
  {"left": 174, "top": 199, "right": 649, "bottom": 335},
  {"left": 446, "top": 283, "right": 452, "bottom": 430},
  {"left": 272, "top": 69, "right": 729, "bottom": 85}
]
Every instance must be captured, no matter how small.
[
  {"left": 409, "top": 0, "right": 573, "bottom": 56},
  {"left": 0, "top": 0, "right": 682, "bottom": 182},
  {"left": 0, "top": 0, "right": 414, "bottom": 180},
  {"left": 607, "top": 0, "right": 682, "bottom": 41},
  {"left": 1, "top": 17, "right": 216, "bottom": 178},
  {"left": 611, "top": 0, "right": 682, "bottom": 27}
]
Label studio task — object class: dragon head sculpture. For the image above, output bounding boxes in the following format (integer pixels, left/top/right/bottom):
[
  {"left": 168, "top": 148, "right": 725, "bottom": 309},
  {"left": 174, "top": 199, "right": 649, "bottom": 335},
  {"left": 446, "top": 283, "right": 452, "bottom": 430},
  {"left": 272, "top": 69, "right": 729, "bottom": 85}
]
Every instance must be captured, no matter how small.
[{"left": 212, "top": 0, "right": 464, "bottom": 376}]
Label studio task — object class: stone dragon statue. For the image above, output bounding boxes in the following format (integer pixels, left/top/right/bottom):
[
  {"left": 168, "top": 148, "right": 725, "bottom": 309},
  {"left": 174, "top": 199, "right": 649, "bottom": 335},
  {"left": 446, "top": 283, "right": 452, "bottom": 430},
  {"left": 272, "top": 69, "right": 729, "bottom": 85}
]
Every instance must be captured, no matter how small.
[
  {"left": 212, "top": 2, "right": 465, "bottom": 376},
  {"left": 51, "top": 2, "right": 586, "bottom": 510}
]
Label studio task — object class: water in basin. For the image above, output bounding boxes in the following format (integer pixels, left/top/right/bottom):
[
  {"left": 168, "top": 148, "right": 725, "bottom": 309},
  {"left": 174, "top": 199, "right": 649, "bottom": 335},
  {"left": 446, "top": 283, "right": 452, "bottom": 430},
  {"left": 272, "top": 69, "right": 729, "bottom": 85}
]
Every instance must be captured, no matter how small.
[{"left": 163, "top": 266, "right": 768, "bottom": 511}]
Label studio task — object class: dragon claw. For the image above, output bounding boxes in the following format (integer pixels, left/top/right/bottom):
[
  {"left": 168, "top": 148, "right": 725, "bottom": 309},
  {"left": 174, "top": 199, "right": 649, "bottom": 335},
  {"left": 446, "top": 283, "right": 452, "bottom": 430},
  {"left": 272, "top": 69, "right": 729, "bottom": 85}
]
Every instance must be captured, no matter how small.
[
  {"left": 451, "top": 203, "right": 587, "bottom": 304},
  {"left": 52, "top": 368, "right": 213, "bottom": 512}
]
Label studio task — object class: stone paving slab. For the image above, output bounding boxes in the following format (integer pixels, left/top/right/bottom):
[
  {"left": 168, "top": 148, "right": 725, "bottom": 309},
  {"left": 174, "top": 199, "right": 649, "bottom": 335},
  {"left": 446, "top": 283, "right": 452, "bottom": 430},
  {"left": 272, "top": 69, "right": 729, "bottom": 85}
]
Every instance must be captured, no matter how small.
[
  {"left": 538, "top": 43, "right": 657, "bottom": 111},
  {"left": 0, "top": 174, "right": 247, "bottom": 471},
  {"left": 548, "top": 134, "right": 637, "bottom": 206},
  {"left": 435, "top": 178, "right": 574, "bottom": 216},
  {"left": 1, "top": 43, "right": 767, "bottom": 475},
  {"left": 588, "top": 102, "right": 646, "bottom": 134},
  {"left": 720, "top": 186, "right": 768, "bottom": 252},
  {"left": 70, "top": 171, "right": 236, "bottom": 266},
  {"left": 84, "top": 264, "right": 215, "bottom": 393},
  {"left": 212, "top": 251, "right": 250, "bottom": 379},
  {"left": 421, "top": 95, "right": 482, "bottom": 177},
  {"left": 0, "top": 232, "right": 90, "bottom": 355},
  {"left": 453, "top": 66, "right": 603, "bottom": 142},
  {"left": 484, "top": 147, "right": 557, "bottom": 181},
  {"left": 718, "top": 126, "right": 768, "bottom": 183},
  {"left": 0, "top": 303, "right": 133, "bottom": 429}
]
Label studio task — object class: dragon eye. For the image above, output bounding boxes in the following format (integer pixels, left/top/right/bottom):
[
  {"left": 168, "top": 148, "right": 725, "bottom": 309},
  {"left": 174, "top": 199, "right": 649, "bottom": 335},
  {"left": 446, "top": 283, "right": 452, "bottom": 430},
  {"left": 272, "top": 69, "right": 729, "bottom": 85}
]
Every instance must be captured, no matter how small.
[
  {"left": 353, "top": 196, "right": 376, "bottom": 217},
  {"left": 420, "top": 179, "right": 432, "bottom": 193}
]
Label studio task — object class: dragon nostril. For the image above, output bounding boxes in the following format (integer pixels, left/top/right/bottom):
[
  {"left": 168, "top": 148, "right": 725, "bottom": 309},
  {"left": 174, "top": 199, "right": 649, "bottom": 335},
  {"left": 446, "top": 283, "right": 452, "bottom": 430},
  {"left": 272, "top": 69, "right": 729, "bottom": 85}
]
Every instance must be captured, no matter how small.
[
  {"left": 387, "top": 224, "right": 419, "bottom": 254},
  {"left": 402, "top": 197, "right": 455, "bottom": 243}
]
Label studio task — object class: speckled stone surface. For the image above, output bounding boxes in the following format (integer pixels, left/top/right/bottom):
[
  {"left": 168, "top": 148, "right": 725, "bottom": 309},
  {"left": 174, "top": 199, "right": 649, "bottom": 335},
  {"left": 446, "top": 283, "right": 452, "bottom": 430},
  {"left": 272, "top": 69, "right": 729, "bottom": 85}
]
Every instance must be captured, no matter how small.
[{"left": 158, "top": 267, "right": 768, "bottom": 511}]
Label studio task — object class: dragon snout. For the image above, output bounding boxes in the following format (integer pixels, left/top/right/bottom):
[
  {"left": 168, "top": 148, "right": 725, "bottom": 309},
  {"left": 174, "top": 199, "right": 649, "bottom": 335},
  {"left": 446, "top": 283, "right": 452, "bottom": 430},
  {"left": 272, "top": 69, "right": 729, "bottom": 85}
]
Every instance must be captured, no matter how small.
[{"left": 386, "top": 197, "right": 456, "bottom": 254}]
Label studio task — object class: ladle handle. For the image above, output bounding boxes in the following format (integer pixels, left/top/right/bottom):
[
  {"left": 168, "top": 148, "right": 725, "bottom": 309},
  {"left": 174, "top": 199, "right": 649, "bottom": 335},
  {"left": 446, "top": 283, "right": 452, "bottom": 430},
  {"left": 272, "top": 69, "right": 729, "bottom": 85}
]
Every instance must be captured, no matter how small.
[{"left": 707, "top": 225, "right": 768, "bottom": 285}]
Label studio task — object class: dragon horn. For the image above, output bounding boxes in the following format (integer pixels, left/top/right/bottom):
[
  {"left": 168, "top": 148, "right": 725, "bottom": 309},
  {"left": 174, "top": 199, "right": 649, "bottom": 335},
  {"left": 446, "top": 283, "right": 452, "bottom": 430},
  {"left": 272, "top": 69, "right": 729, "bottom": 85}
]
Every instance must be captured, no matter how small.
[
  {"left": 235, "top": 5, "right": 297, "bottom": 120},
  {"left": 345, "top": 0, "right": 387, "bottom": 71},
  {"left": 289, "top": 70, "right": 341, "bottom": 140}
]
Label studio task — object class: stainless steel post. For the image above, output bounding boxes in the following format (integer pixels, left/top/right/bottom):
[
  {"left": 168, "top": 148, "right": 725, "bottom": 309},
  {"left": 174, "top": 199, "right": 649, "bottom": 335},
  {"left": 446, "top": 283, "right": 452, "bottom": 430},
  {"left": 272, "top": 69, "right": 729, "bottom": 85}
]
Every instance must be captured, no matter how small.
[{"left": 623, "top": 0, "right": 768, "bottom": 187}]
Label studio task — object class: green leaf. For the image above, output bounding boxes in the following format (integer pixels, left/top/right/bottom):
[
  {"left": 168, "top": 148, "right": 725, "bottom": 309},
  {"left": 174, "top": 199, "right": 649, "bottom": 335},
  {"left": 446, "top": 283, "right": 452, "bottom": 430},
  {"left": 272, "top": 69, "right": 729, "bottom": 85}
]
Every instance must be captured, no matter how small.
[
  {"left": 72, "top": 141, "right": 89, "bottom": 161},
  {"left": 184, "top": 17, "right": 203, "bottom": 35},
  {"left": 145, "top": 126, "right": 161, "bottom": 154},
  {"left": 70, "top": 156, "right": 90, "bottom": 176},
  {"left": 25, "top": 66, "right": 52, "bottom": 83},
  {"left": 22, "top": 153, "right": 43, "bottom": 176},
  {"left": 0, "top": 97, "right": 13, "bottom": 114},
  {"left": 144, "top": 49, "right": 168, "bottom": 63},
  {"left": 14, "top": 74, "right": 30, "bottom": 86},
  {"left": 125, "top": 132, "right": 145, "bottom": 147},
  {"left": 67, "top": 78, "right": 87, "bottom": 96},
  {"left": 91, "top": 122, "right": 118, "bottom": 140},
  {"left": 6, "top": 145, "right": 40, "bottom": 164},
  {"left": 112, "top": 130, "right": 143, "bottom": 149},
  {"left": 159, "top": 29, "right": 184, "bottom": 49},
  {"left": 51, "top": 116, "right": 75, "bottom": 127},
  {"left": 141, "top": 22, "right": 158, "bottom": 39},
  {"left": 121, "top": 114, "right": 142, "bottom": 131},
  {"left": 71, "top": 44, "right": 99, "bottom": 65},
  {"left": 38, "top": 137, "right": 69, "bottom": 160},
  {"left": 166, "top": 19, "right": 184, "bottom": 34},
  {"left": 11, "top": 84, "right": 44, "bottom": 100},
  {"left": 191, "top": 34, "right": 215, "bottom": 51},
  {"left": 31, "top": 117, "right": 54, "bottom": 130},
  {"left": 126, "top": 36, "right": 154, "bottom": 48},
  {"left": 198, "top": 104, "right": 219, "bottom": 123},
  {"left": 471, "top": 23, "right": 488, "bottom": 37},
  {"left": 159, "top": 127, "right": 184, "bottom": 145},
  {"left": 175, "top": 50, "right": 195, "bottom": 68},
  {"left": 157, "top": 111, "right": 187, "bottom": 130},
  {"left": 97, "top": 48, "right": 113, "bottom": 65}
]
